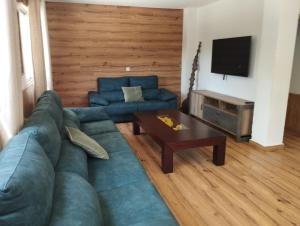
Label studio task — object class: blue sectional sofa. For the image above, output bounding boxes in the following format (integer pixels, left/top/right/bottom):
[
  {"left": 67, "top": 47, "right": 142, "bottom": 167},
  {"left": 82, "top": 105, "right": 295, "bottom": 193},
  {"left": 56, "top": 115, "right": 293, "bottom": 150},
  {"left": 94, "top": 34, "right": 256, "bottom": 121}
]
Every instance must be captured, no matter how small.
[
  {"left": 0, "top": 91, "right": 178, "bottom": 226},
  {"left": 88, "top": 75, "right": 178, "bottom": 122}
]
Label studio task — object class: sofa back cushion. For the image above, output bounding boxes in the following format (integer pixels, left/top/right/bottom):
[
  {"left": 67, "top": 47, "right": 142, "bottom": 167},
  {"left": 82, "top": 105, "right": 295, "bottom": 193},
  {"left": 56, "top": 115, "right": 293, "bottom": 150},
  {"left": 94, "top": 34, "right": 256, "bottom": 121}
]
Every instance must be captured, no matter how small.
[
  {"left": 20, "top": 111, "right": 62, "bottom": 167},
  {"left": 129, "top": 75, "right": 158, "bottom": 89},
  {"left": 98, "top": 77, "right": 129, "bottom": 92},
  {"left": 62, "top": 109, "right": 81, "bottom": 139},
  {"left": 34, "top": 97, "right": 64, "bottom": 131},
  {"left": 55, "top": 140, "right": 88, "bottom": 180},
  {"left": 0, "top": 133, "right": 55, "bottom": 226},
  {"left": 38, "top": 90, "right": 63, "bottom": 109},
  {"left": 70, "top": 107, "right": 111, "bottom": 123},
  {"left": 63, "top": 109, "right": 80, "bottom": 128}
]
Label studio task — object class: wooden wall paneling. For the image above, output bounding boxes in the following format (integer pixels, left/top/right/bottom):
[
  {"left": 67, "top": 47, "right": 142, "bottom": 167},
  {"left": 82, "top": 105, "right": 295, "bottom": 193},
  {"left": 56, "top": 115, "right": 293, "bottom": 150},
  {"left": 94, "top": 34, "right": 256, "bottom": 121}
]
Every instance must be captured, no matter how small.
[
  {"left": 47, "top": 2, "right": 183, "bottom": 107},
  {"left": 285, "top": 93, "right": 300, "bottom": 133}
]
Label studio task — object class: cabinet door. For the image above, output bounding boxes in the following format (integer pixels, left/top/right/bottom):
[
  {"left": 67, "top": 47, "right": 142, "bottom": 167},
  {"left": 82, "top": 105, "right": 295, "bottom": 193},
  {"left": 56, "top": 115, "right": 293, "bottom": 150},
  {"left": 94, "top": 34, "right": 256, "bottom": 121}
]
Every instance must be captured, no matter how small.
[
  {"left": 190, "top": 92, "right": 204, "bottom": 118},
  {"left": 203, "top": 105, "right": 238, "bottom": 134}
]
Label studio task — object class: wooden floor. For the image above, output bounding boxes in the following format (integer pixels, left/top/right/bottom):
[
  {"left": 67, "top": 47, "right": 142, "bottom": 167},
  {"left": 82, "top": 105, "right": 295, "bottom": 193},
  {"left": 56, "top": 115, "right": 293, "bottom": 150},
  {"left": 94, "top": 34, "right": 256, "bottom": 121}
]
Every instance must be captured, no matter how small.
[{"left": 117, "top": 124, "right": 300, "bottom": 226}]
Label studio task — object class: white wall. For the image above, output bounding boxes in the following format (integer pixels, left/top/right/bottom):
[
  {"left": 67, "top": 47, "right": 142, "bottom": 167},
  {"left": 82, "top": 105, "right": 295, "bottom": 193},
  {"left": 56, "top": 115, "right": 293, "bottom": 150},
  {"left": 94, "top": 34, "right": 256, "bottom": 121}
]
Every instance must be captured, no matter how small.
[
  {"left": 196, "top": 0, "right": 263, "bottom": 101},
  {"left": 0, "top": 0, "right": 24, "bottom": 147},
  {"left": 253, "top": 0, "right": 300, "bottom": 146},
  {"left": 290, "top": 22, "right": 300, "bottom": 94},
  {"left": 41, "top": 0, "right": 53, "bottom": 90},
  {"left": 182, "top": 0, "right": 264, "bottom": 100},
  {"left": 182, "top": 0, "right": 300, "bottom": 146},
  {"left": 181, "top": 8, "right": 199, "bottom": 100}
]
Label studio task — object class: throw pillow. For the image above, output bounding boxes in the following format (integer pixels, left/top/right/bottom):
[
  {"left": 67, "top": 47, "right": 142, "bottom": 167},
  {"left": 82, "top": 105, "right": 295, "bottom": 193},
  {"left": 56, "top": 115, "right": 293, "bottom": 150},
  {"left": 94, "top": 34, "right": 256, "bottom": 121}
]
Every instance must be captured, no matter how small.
[
  {"left": 122, "top": 86, "right": 144, "bottom": 102},
  {"left": 142, "top": 89, "right": 160, "bottom": 100},
  {"left": 65, "top": 127, "right": 109, "bottom": 159}
]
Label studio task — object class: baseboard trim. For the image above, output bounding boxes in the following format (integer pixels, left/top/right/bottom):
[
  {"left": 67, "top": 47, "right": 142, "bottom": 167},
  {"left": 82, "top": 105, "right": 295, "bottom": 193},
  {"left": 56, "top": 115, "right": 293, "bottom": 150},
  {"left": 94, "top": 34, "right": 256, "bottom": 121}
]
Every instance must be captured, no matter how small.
[{"left": 249, "top": 141, "right": 285, "bottom": 151}]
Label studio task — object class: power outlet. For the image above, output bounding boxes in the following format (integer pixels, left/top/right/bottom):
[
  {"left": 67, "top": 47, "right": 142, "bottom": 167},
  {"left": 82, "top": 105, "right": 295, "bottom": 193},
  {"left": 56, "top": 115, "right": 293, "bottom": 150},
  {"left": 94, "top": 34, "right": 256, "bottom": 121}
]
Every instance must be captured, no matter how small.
[{"left": 126, "top": 67, "right": 131, "bottom": 72}]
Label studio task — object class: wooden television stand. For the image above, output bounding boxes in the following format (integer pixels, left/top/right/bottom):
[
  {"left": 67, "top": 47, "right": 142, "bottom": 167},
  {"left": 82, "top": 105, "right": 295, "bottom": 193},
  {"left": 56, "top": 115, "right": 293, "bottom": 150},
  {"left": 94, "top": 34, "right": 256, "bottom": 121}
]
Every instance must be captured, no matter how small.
[{"left": 190, "top": 90, "right": 254, "bottom": 142}]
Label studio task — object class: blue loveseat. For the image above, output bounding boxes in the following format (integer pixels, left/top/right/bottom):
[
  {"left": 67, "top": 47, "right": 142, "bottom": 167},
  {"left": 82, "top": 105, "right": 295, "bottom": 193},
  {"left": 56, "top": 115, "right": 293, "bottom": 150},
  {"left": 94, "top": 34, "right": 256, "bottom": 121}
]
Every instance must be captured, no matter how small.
[
  {"left": 88, "top": 75, "right": 178, "bottom": 122},
  {"left": 0, "top": 91, "right": 178, "bottom": 226}
]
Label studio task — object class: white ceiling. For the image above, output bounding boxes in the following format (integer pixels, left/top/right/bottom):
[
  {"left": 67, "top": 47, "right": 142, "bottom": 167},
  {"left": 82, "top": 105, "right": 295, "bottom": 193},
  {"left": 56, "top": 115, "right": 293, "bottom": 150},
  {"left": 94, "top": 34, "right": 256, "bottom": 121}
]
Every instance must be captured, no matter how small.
[{"left": 46, "top": 0, "right": 220, "bottom": 9}]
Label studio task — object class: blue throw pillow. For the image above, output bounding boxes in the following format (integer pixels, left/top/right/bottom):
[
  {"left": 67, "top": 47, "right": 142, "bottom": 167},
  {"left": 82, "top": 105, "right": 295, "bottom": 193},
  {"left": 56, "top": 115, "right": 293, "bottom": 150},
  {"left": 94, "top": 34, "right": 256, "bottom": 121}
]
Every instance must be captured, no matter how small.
[
  {"left": 89, "top": 92, "right": 109, "bottom": 106},
  {"left": 159, "top": 89, "right": 177, "bottom": 101},
  {"left": 143, "top": 89, "right": 160, "bottom": 100}
]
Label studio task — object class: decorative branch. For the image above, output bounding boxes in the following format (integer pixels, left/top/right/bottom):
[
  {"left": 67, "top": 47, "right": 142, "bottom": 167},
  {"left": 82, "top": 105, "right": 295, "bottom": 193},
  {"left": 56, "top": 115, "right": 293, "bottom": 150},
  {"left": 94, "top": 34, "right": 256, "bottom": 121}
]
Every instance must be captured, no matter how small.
[
  {"left": 180, "top": 42, "right": 202, "bottom": 114},
  {"left": 187, "top": 42, "right": 202, "bottom": 100}
]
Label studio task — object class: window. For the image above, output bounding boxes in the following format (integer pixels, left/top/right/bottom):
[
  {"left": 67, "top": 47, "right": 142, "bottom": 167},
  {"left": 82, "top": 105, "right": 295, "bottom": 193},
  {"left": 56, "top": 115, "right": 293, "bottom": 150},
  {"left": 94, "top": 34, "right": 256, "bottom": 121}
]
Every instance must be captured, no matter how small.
[{"left": 17, "top": 2, "right": 34, "bottom": 88}]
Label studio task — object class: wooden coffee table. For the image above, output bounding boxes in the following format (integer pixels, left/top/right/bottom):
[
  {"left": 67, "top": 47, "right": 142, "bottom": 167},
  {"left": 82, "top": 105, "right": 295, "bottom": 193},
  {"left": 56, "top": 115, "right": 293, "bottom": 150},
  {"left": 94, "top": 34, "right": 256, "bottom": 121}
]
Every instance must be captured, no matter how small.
[{"left": 133, "top": 110, "right": 226, "bottom": 173}]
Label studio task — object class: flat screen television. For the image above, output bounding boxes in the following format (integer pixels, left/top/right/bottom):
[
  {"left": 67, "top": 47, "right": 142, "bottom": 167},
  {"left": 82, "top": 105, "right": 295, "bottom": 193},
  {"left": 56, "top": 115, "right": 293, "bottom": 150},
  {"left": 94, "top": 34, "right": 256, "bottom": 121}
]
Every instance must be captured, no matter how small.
[{"left": 211, "top": 36, "right": 251, "bottom": 77}]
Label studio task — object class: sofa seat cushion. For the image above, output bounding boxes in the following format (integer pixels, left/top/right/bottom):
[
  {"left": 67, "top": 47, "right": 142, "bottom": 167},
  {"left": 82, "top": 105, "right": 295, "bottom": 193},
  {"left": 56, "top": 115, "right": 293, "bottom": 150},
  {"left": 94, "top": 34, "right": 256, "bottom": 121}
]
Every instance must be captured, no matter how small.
[
  {"left": 55, "top": 140, "right": 88, "bottom": 180},
  {"left": 49, "top": 172, "right": 103, "bottom": 226},
  {"left": 88, "top": 151, "right": 149, "bottom": 192},
  {"left": 105, "top": 102, "right": 138, "bottom": 115},
  {"left": 137, "top": 101, "right": 170, "bottom": 112},
  {"left": 21, "top": 111, "right": 62, "bottom": 167},
  {"left": 0, "top": 133, "right": 55, "bottom": 226},
  {"left": 81, "top": 120, "right": 118, "bottom": 136},
  {"left": 98, "top": 182, "right": 178, "bottom": 226},
  {"left": 98, "top": 77, "right": 129, "bottom": 92},
  {"left": 127, "top": 218, "right": 179, "bottom": 226},
  {"left": 91, "top": 132, "right": 131, "bottom": 154},
  {"left": 129, "top": 75, "right": 158, "bottom": 90},
  {"left": 110, "top": 114, "right": 134, "bottom": 123}
]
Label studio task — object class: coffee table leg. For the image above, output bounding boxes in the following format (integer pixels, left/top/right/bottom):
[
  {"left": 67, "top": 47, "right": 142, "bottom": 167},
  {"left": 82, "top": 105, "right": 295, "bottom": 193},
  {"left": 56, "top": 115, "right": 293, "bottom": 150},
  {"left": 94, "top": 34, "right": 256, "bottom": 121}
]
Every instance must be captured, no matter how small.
[
  {"left": 162, "top": 145, "right": 173, "bottom": 173},
  {"left": 213, "top": 141, "right": 226, "bottom": 166},
  {"left": 133, "top": 121, "right": 140, "bottom": 135}
]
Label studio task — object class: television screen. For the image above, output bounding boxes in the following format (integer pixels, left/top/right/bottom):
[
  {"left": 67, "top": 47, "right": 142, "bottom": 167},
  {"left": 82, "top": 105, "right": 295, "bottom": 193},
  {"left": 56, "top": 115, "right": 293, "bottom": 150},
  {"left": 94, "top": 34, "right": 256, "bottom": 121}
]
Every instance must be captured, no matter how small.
[{"left": 211, "top": 36, "right": 251, "bottom": 77}]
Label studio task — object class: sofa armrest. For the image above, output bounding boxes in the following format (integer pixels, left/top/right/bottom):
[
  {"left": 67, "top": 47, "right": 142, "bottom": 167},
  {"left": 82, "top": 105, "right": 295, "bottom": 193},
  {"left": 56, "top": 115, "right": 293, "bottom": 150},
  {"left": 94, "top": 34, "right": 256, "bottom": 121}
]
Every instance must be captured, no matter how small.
[
  {"left": 88, "top": 91, "right": 109, "bottom": 106},
  {"left": 67, "top": 107, "right": 110, "bottom": 123},
  {"left": 159, "top": 89, "right": 177, "bottom": 101}
]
